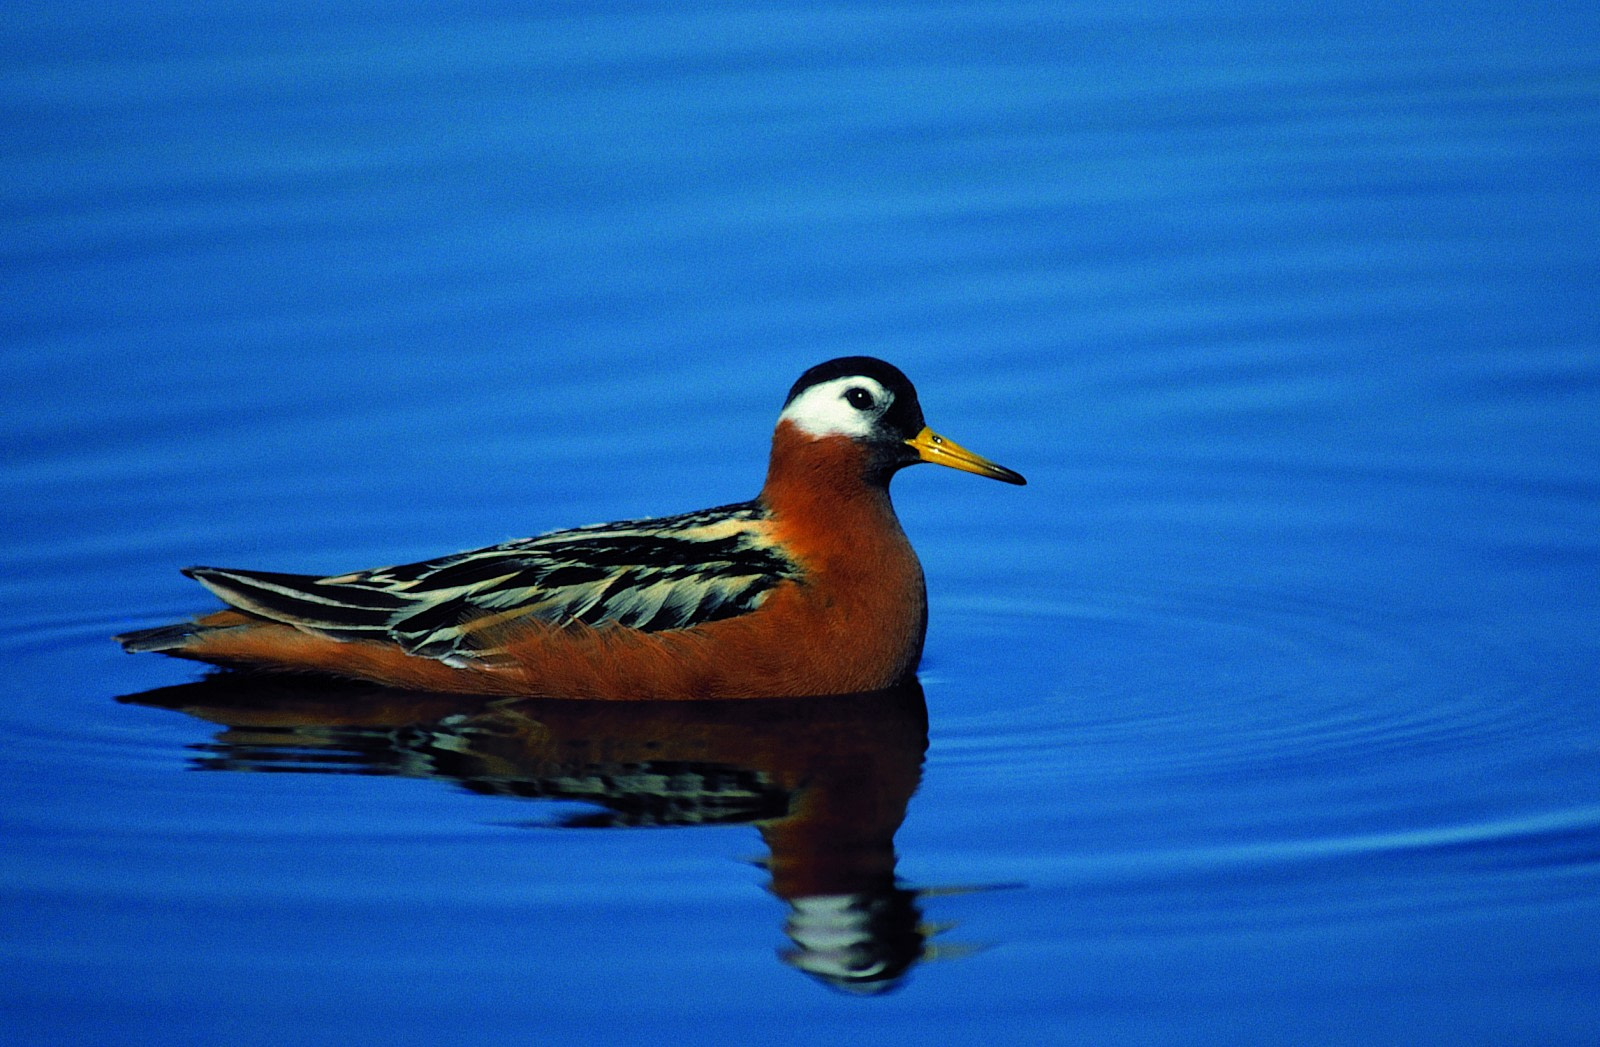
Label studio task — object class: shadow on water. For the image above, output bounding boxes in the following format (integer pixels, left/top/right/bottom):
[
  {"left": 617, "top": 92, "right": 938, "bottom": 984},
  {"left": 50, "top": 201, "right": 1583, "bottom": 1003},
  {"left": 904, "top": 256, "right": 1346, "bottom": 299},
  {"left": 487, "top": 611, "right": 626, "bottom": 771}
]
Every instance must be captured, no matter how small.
[{"left": 117, "top": 674, "right": 988, "bottom": 995}]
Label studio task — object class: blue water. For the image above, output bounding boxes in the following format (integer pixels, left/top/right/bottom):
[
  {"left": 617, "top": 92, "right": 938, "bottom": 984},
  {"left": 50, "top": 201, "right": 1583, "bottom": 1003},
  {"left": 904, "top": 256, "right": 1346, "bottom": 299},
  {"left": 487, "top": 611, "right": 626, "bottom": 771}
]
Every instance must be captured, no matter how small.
[{"left": 5, "top": 3, "right": 1599, "bottom": 1044}]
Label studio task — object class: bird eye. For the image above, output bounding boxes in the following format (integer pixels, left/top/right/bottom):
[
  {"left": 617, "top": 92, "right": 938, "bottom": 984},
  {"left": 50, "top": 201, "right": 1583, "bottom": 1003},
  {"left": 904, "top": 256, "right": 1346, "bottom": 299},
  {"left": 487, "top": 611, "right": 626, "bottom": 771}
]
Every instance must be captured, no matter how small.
[{"left": 844, "top": 387, "right": 875, "bottom": 411}]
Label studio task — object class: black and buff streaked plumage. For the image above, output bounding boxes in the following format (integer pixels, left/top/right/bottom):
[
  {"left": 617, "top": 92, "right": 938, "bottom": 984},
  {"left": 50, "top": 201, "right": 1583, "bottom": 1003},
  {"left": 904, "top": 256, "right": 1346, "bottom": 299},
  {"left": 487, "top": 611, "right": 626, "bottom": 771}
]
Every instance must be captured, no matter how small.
[{"left": 121, "top": 501, "right": 800, "bottom": 666}]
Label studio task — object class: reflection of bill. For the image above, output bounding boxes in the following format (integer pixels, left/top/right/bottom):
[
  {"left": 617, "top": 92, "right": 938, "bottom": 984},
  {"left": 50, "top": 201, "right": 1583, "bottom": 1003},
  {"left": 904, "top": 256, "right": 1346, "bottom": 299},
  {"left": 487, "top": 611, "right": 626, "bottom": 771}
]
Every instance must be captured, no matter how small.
[{"left": 120, "top": 675, "right": 985, "bottom": 993}]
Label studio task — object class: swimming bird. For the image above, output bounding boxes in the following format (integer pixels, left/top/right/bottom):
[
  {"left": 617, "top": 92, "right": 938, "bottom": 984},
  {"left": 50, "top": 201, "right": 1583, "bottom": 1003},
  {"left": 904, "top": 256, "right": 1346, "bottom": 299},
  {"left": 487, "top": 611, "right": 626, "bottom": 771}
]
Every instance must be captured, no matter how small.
[{"left": 116, "top": 357, "right": 1025, "bottom": 699}]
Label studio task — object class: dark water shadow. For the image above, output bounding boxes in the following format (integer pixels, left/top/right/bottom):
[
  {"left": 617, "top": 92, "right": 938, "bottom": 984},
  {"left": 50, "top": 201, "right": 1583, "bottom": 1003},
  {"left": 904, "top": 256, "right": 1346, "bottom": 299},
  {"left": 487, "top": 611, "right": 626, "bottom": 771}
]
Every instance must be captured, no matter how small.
[{"left": 119, "top": 674, "right": 987, "bottom": 994}]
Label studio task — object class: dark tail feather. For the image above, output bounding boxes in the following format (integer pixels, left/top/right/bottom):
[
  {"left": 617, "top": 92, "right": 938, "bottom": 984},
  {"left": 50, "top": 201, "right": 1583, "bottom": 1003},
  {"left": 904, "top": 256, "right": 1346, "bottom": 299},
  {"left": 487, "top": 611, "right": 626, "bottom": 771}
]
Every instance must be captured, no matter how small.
[
  {"left": 118, "top": 565, "right": 400, "bottom": 658},
  {"left": 183, "top": 565, "right": 398, "bottom": 634},
  {"left": 115, "top": 621, "right": 206, "bottom": 653}
]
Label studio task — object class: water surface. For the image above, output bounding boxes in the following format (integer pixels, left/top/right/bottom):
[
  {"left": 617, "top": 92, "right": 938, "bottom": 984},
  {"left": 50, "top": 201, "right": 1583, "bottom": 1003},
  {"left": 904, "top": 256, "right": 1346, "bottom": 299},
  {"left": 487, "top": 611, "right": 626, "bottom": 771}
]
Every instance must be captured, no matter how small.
[{"left": 4, "top": 3, "right": 1599, "bottom": 1045}]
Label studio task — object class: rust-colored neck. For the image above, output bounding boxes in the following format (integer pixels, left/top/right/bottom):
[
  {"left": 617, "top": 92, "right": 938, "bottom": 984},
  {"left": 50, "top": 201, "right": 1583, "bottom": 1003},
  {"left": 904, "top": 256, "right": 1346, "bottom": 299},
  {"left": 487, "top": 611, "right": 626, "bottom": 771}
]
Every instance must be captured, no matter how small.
[
  {"left": 754, "top": 421, "right": 927, "bottom": 689},
  {"left": 758, "top": 421, "right": 899, "bottom": 561}
]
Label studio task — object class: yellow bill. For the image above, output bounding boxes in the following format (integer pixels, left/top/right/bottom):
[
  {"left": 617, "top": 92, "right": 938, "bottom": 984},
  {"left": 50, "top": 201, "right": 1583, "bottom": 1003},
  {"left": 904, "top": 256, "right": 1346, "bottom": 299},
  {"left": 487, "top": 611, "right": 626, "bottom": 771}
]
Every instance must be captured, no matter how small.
[{"left": 906, "top": 426, "right": 1026, "bottom": 485}]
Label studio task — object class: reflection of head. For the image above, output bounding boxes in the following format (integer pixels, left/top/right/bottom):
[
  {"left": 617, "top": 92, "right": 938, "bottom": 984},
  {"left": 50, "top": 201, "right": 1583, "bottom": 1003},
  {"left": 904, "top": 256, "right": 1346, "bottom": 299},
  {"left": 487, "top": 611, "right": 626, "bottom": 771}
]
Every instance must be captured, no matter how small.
[{"left": 782, "top": 888, "right": 926, "bottom": 995}]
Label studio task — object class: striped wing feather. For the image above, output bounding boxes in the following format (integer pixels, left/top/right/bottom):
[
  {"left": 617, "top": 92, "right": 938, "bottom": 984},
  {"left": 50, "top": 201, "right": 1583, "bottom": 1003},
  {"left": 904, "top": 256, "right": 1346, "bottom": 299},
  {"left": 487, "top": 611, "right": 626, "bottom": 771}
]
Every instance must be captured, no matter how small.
[{"left": 185, "top": 502, "right": 799, "bottom": 664}]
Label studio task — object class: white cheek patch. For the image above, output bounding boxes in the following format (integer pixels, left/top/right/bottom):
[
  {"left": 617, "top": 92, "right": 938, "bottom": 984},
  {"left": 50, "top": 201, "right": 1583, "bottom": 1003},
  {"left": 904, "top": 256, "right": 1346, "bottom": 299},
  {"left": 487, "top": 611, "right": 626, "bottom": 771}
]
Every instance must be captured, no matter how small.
[{"left": 779, "top": 376, "right": 892, "bottom": 438}]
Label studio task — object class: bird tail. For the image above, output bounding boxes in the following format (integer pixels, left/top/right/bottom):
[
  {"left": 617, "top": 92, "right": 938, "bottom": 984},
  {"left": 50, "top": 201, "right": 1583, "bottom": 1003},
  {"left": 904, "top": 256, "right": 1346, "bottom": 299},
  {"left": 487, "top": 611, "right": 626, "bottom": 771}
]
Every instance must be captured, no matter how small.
[
  {"left": 115, "top": 565, "right": 402, "bottom": 659},
  {"left": 114, "top": 621, "right": 208, "bottom": 653},
  {"left": 180, "top": 565, "right": 399, "bottom": 637}
]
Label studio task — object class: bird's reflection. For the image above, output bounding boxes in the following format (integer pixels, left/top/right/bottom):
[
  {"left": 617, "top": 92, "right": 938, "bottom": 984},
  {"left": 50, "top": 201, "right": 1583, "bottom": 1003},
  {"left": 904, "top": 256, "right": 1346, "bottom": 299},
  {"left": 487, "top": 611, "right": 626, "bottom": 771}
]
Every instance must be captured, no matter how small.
[{"left": 119, "top": 674, "right": 960, "bottom": 993}]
